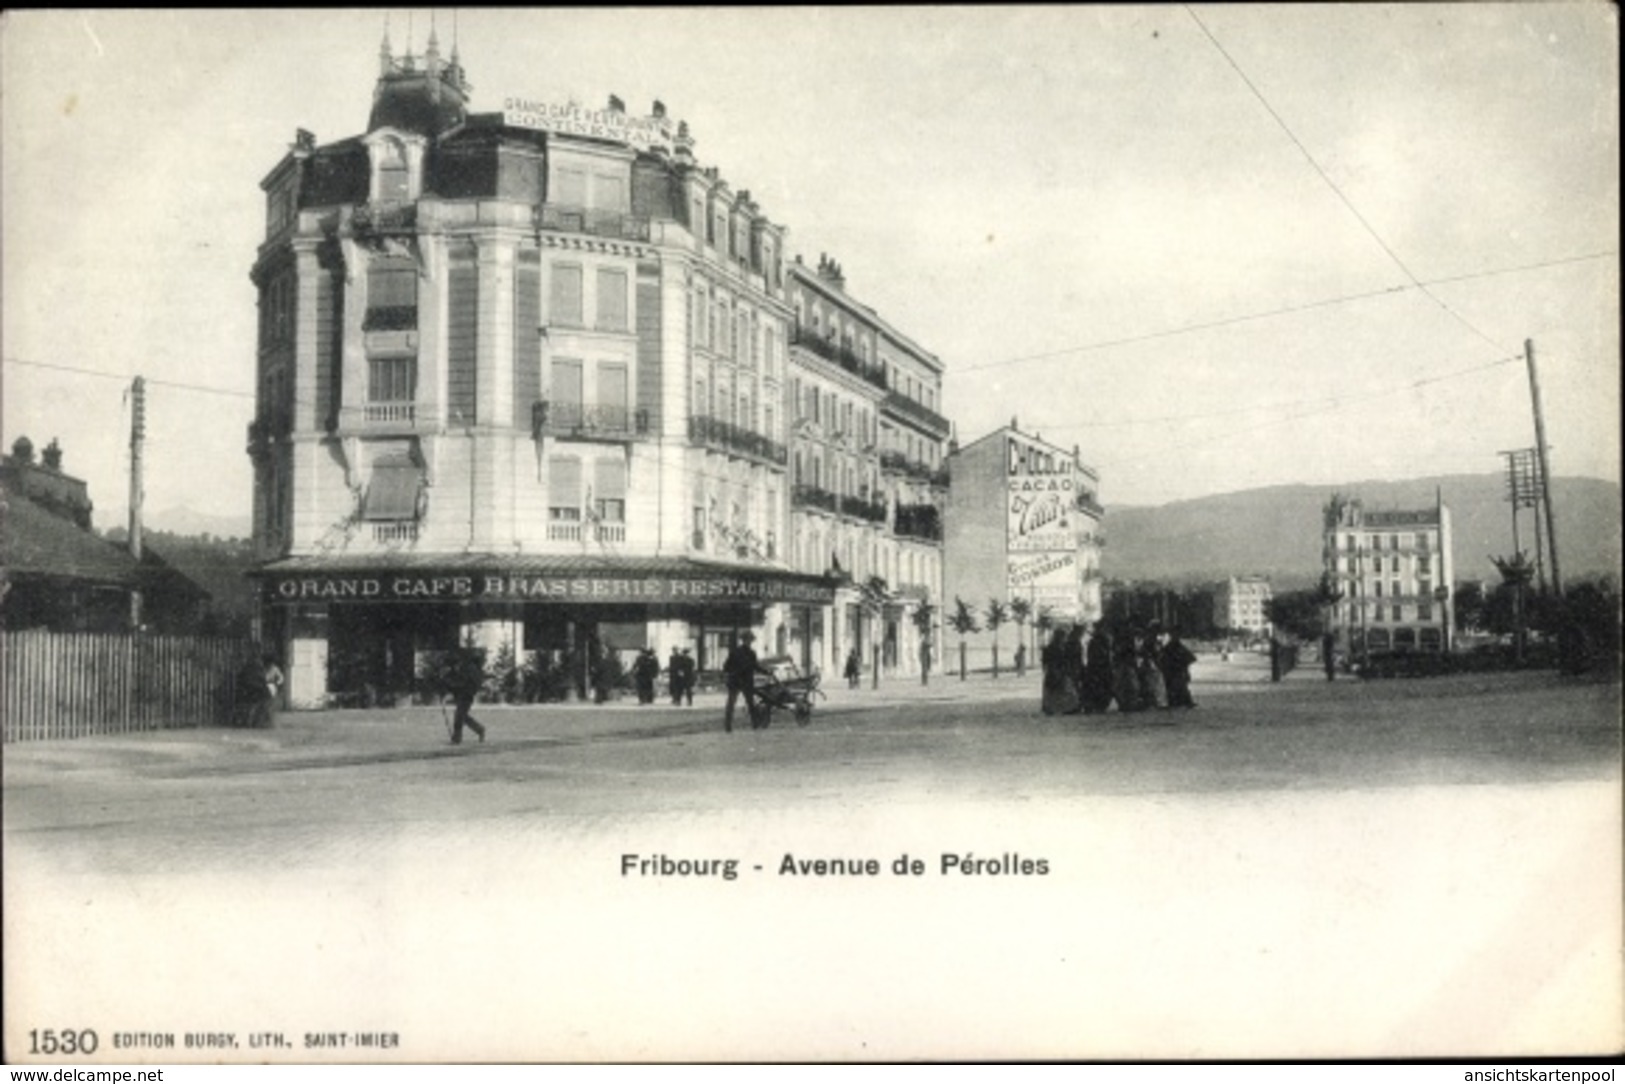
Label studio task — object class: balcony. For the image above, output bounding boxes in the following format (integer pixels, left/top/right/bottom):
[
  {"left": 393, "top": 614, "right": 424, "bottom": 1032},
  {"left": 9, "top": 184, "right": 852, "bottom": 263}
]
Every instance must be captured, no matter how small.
[
  {"left": 533, "top": 400, "right": 651, "bottom": 442},
  {"left": 881, "top": 390, "right": 951, "bottom": 438},
  {"left": 246, "top": 408, "right": 293, "bottom": 451},
  {"left": 372, "top": 521, "right": 419, "bottom": 544},
  {"left": 790, "top": 328, "right": 888, "bottom": 391},
  {"left": 537, "top": 203, "right": 652, "bottom": 243},
  {"left": 791, "top": 484, "right": 838, "bottom": 515},
  {"left": 688, "top": 414, "right": 788, "bottom": 468},
  {"left": 1075, "top": 491, "right": 1104, "bottom": 518},
  {"left": 840, "top": 494, "right": 889, "bottom": 525},
  {"left": 364, "top": 402, "right": 416, "bottom": 426},
  {"left": 894, "top": 502, "right": 943, "bottom": 542},
  {"left": 351, "top": 201, "right": 417, "bottom": 244}
]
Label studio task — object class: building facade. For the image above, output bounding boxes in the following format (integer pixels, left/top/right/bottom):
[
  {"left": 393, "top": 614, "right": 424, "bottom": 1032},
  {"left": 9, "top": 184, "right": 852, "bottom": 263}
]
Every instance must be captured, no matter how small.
[
  {"left": 1322, "top": 493, "right": 1455, "bottom": 656},
  {"left": 782, "top": 257, "right": 949, "bottom": 680},
  {"left": 247, "top": 36, "right": 947, "bottom": 704},
  {"left": 1212, "top": 575, "right": 1273, "bottom": 639},
  {"left": 943, "top": 424, "right": 1103, "bottom": 671}
]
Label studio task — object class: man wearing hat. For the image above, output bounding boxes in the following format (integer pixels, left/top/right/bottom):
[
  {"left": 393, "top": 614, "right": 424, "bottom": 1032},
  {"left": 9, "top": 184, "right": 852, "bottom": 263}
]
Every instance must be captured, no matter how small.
[{"left": 722, "top": 631, "right": 765, "bottom": 732}]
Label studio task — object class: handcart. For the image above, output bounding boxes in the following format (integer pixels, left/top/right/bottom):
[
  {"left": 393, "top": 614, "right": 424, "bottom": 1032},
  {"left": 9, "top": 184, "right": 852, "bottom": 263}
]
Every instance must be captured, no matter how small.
[{"left": 752, "top": 657, "right": 823, "bottom": 727}]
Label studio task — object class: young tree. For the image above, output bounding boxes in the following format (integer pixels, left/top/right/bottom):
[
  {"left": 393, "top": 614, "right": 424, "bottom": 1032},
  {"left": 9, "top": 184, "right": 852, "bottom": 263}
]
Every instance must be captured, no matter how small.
[
  {"left": 1009, "top": 596, "right": 1033, "bottom": 673},
  {"left": 948, "top": 597, "right": 980, "bottom": 681},
  {"left": 911, "top": 599, "right": 938, "bottom": 686},
  {"left": 985, "top": 598, "right": 1009, "bottom": 678}
]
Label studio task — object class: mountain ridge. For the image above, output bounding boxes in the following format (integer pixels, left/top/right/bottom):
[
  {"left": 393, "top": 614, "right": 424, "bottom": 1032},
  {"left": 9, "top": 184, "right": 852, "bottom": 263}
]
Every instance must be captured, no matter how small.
[{"left": 1101, "top": 473, "right": 1620, "bottom": 589}]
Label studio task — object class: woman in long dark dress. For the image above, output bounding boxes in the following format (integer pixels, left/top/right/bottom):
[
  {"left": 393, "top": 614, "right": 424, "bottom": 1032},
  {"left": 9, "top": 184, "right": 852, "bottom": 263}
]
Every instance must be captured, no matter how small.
[
  {"left": 1063, "top": 625, "right": 1087, "bottom": 714},
  {"left": 1161, "top": 629, "right": 1198, "bottom": 709},
  {"left": 1040, "top": 628, "right": 1079, "bottom": 715},
  {"left": 1082, "top": 627, "right": 1115, "bottom": 713},
  {"left": 1113, "top": 628, "right": 1144, "bottom": 712}
]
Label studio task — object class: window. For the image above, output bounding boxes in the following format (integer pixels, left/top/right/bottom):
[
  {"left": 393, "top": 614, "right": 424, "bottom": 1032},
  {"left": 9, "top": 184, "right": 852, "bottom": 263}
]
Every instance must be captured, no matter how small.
[
  {"left": 1374, "top": 582, "right": 1383, "bottom": 598},
  {"left": 554, "top": 167, "right": 587, "bottom": 207},
  {"left": 1372, "top": 557, "right": 1382, "bottom": 573},
  {"left": 1391, "top": 581, "right": 1401, "bottom": 600},
  {"left": 1418, "top": 555, "right": 1432, "bottom": 574},
  {"left": 592, "top": 458, "right": 626, "bottom": 522},
  {"left": 594, "top": 174, "right": 626, "bottom": 213},
  {"left": 550, "top": 264, "right": 584, "bottom": 327},
  {"left": 548, "top": 457, "right": 583, "bottom": 521},
  {"left": 1417, "top": 602, "right": 1432, "bottom": 622},
  {"left": 365, "top": 256, "right": 417, "bottom": 331},
  {"left": 1372, "top": 535, "right": 1383, "bottom": 551},
  {"left": 764, "top": 405, "right": 775, "bottom": 443},
  {"left": 596, "top": 268, "right": 629, "bottom": 331},
  {"left": 695, "top": 378, "right": 709, "bottom": 417},
  {"left": 692, "top": 504, "right": 707, "bottom": 550},
  {"left": 363, "top": 454, "right": 422, "bottom": 521},
  {"left": 598, "top": 363, "right": 629, "bottom": 424},
  {"left": 376, "top": 139, "right": 409, "bottom": 201},
  {"left": 551, "top": 358, "right": 583, "bottom": 404},
  {"left": 368, "top": 357, "right": 415, "bottom": 403}
]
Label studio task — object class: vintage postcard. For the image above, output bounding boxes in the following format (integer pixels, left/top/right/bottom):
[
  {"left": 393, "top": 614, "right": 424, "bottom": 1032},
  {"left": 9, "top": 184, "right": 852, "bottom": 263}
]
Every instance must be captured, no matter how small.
[{"left": 3, "top": 7, "right": 1620, "bottom": 1065}]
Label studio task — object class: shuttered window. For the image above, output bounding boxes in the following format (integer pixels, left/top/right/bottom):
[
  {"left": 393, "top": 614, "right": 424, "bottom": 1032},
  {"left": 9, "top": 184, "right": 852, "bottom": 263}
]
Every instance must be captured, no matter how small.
[
  {"left": 365, "top": 256, "right": 417, "bottom": 330},
  {"left": 598, "top": 363, "right": 628, "bottom": 413},
  {"left": 363, "top": 454, "right": 422, "bottom": 521},
  {"left": 593, "top": 458, "right": 627, "bottom": 522},
  {"left": 554, "top": 167, "right": 587, "bottom": 207},
  {"left": 595, "top": 268, "right": 628, "bottom": 331},
  {"left": 550, "top": 264, "right": 584, "bottom": 327},
  {"left": 548, "top": 456, "right": 582, "bottom": 521}
]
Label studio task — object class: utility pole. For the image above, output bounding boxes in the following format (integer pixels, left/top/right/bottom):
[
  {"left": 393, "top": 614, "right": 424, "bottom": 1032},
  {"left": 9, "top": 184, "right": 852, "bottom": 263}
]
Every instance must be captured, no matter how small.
[
  {"left": 1525, "top": 340, "right": 1563, "bottom": 598},
  {"left": 128, "top": 376, "right": 147, "bottom": 631}
]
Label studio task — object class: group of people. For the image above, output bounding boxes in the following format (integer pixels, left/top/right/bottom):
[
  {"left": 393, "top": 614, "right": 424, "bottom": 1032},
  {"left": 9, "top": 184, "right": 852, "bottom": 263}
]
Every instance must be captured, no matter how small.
[
  {"left": 1039, "top": 622, "right": 1197, "bottom": 716},
  {"left": 630, "top": 647, "right": 700, "bottom": 706}
]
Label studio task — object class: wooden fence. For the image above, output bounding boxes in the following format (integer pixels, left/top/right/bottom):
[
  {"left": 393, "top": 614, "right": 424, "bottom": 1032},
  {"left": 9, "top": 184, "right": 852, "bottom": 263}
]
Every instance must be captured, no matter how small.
[{"left": 2, "top": 630, "right": 261, "bottom": 743}]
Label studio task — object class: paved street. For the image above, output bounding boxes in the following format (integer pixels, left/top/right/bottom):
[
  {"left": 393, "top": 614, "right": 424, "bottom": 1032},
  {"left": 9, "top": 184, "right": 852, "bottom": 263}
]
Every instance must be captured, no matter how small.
[{"left": 4, "top": 663, "right": 1621, "bottom": 1062}]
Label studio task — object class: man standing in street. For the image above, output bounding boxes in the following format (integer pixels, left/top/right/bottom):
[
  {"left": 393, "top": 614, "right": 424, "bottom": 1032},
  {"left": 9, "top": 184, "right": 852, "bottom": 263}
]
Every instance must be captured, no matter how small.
[
  {"left": 723, "top": 632, "right": 764, "bottom": 732},
  {"left": 445, "top": 646, "right": 487, "bottom": 745}
]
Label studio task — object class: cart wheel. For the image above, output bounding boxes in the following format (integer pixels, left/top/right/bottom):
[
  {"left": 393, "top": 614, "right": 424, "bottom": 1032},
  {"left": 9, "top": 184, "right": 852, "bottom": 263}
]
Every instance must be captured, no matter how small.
[{"left": 795, "top": 702, "right": 811, "bottom": 726}]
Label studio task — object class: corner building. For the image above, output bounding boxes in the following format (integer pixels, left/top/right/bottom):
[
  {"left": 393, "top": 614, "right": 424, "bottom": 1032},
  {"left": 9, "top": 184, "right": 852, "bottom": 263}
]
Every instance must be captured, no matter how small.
[
  {"left": 249, "top": 36, "right": 856, "bottom": 705},
  {"left": 1322, "top": 494, "right": 1455, "bottom": 658}
]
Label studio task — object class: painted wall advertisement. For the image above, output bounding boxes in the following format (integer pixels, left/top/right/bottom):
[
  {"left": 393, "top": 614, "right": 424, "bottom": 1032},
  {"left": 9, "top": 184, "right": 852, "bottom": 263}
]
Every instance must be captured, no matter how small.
[
  {"left": 1006, "top": 436, "right": 1079, "bottom": 553},
  {"left": 1007, "top": 551, "right": 1080, "bottom": 613}
]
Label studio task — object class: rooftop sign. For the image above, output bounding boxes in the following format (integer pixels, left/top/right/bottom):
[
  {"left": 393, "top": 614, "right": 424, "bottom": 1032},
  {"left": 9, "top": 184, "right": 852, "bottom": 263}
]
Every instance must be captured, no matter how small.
[{"left": 502, "top": 98, "right": 675, "bottom": 153}]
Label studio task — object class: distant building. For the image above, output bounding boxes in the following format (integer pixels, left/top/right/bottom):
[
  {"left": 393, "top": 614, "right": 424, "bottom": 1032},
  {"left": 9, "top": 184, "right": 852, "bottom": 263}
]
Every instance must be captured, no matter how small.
[
  {"left": 1212, "top": 575, "right": 1273, "bottom": 639},
  {"left": 1, "top": 439, "right": 207, "bottom": 633},
  {"left": 1322, "top": 493, "right": 1455, "bottom": 655},
  {"left": 944, "top": 423, "right": 1103, "bottom": 670}
]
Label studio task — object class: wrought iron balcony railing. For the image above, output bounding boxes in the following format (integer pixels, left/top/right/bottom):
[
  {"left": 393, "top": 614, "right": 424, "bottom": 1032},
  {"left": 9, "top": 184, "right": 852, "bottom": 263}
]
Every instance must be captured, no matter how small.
[
  {"left": 688, "top": 414, "right": 788, "bottom": 467},
  {"left": 534, "top": 400, "right": 651, "bottom": 441},
  {"left": 537, "top": 203, "right": 652, "bottom": 242},
  {"left": 893, "top": 502, "right": 943, "bottom": 542},
  {"left": 880, "top": 390, "right": 951, "bottom": 438},
  {"left": 791, "top": 484, "right": 838, "bottom": 515},
  {"left": 840, "top": 494, "right": 889, "bottom": 524},
  {"left": 790, "top": 328, "right": 889, "bottom": 391}
]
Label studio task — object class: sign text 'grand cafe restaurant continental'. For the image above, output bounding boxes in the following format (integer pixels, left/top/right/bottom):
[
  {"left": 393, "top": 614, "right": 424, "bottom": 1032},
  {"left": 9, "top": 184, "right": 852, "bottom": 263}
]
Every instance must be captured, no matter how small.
[{"left": 249, "top": 37, "right": 948, "bottom": 706}]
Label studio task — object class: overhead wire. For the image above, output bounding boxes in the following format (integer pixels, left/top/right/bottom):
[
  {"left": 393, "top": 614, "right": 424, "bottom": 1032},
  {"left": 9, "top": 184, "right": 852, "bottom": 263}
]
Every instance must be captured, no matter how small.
[{"left": 1182, "top": 4, "right": 1521, "bottom": 356}]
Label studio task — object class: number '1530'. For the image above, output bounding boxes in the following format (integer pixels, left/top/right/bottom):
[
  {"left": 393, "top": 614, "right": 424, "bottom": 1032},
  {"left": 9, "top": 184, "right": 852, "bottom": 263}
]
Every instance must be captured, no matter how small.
[{"left": 30, "top": 1029, "right": 99, "bottom": 1055}]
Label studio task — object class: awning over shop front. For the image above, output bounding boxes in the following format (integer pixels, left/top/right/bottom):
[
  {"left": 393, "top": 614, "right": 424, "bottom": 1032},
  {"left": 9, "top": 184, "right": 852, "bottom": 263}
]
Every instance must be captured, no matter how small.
[{"left": 251, "top": 553, "right": 839, "bottom": 608}]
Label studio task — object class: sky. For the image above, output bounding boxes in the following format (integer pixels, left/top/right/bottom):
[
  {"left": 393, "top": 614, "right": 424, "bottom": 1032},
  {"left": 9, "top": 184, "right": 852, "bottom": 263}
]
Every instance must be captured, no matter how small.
[{"left": 2, "top": 6, "right": 1618, "bottom": 534}]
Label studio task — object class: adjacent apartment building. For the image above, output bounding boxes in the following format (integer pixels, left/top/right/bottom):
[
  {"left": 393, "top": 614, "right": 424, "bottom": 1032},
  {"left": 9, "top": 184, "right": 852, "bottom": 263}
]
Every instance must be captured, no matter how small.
[
  {"left": 247, "top": 34, "right": 948, "bottom": 704},
  {"left": 1322, "top": 493, "right": 1455, "bottom": 656}
]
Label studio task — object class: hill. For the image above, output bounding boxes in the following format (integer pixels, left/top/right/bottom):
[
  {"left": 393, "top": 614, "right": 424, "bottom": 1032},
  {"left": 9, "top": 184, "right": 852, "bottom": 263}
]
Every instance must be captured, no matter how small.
[{"left": 1102, "top": 474, "right": 1620, "bottom": 589}]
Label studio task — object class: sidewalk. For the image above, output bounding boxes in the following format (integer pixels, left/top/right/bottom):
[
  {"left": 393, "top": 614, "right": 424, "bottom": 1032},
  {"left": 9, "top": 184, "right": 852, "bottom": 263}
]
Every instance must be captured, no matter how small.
[{"left": 1, "top": 658, "right": 1287, "bottom": 778}]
